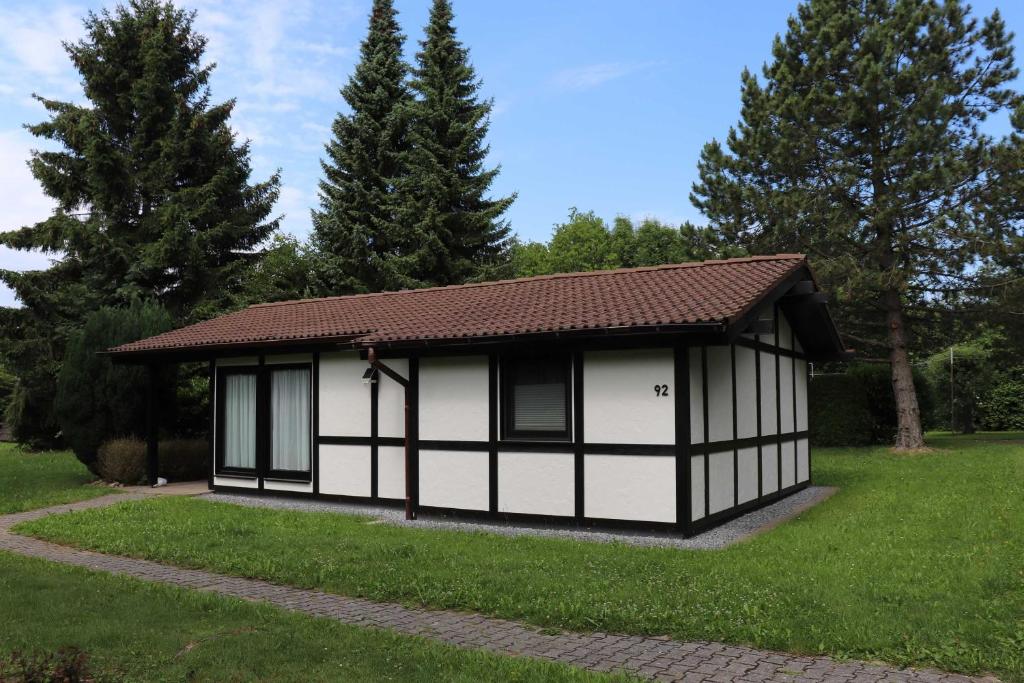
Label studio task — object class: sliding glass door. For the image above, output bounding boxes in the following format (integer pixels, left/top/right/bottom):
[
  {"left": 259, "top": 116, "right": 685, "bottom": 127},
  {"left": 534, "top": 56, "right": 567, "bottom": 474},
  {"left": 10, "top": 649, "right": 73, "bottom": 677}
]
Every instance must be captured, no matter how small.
[
  {"left": 216, "top": 363, "right": 312, "bottom": 481},
  {"left": 269, "top": 366, "right": 311, "bottom": 477}
]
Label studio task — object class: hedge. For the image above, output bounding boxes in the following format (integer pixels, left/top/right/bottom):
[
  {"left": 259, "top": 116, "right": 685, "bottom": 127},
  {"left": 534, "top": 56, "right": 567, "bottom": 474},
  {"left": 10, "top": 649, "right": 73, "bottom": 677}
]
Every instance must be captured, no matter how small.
[{"left": 809, "top": 363, "right": 934, "bottom": 447}]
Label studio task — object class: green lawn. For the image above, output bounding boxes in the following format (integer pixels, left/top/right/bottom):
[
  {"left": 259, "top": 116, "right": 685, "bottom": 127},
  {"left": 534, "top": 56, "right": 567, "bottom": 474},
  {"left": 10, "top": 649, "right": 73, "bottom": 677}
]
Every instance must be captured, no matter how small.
[
  {"left": 0, "top": 551, "right": 621, "bottom": 682},
  {"left": 0, "top": 442, "right": 112, "bottom": 514},
  {"left": 16, "top": 433, "right": 1024, "bottom": 680}
]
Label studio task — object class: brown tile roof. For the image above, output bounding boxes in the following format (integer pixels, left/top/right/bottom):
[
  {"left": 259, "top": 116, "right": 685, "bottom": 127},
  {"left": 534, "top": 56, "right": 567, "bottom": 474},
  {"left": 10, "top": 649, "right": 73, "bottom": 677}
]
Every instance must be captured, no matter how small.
[{"left": 109, "top": 254, "right": 809, "bottom": 355}]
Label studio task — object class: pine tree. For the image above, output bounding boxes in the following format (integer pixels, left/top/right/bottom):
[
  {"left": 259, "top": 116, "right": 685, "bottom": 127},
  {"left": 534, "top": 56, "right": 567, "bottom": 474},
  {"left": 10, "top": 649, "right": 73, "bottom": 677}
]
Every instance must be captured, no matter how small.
[
  {"left": 399, "top": 0, "right": 515, "bottom": 286},
  {"left": 311, "top": 0, "right": 413, "bottom": 294},
  {"left": 691, "top": 0, "right": 1022, "bottom": 450},
  {"left": 0, "top": 0, "right": 280, "bottom": 446}
]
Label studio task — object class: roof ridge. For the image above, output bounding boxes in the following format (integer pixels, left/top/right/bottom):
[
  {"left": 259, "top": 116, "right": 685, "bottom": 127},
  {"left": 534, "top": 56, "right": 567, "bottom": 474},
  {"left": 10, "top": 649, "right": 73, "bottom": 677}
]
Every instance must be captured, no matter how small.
[{"left": 250, "top": 253, "right": 807, "bottom": 309}]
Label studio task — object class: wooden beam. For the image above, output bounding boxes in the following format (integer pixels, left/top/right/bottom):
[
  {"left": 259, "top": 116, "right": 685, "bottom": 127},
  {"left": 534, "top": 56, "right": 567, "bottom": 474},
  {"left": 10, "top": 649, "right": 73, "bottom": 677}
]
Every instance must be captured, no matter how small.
[
  {"left": 781, "top": 291, "right": 828, "bottom": 305},
  {"left": 145, "top": 363, "right": 159, "bottom": 486},
  {"left": 785, "top": 280, "right": 816, "bottom": 296}
]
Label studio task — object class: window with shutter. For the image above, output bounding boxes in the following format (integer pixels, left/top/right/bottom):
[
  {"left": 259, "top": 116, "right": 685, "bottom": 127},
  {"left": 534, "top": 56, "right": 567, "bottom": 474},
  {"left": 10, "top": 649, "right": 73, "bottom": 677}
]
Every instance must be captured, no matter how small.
[{"left": 501, "top": 354, "right": 571, "bottom": 440}]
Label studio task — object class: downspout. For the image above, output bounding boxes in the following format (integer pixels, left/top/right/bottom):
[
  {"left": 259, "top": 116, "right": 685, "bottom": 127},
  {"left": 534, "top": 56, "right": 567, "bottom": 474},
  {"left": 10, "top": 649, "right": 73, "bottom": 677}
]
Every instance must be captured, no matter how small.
[{"left": 367, "top": 348, "right": 415, "bottom": 520}]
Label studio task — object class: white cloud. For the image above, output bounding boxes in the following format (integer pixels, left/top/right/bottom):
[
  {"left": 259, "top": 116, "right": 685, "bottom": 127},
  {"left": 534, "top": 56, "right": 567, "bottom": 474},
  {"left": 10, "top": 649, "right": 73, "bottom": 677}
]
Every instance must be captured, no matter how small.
[
  {"left": 0, "top": 3, "right": 85, "bottom": 103},
  {"left": 0, "top": 128, "right": 59, "bottom": 307},
  {"left": 275, "top": 185, "right": 315, "bottom": 239},
  {"left": 549, "top": 61, "right": 659, "bottom": 92}
]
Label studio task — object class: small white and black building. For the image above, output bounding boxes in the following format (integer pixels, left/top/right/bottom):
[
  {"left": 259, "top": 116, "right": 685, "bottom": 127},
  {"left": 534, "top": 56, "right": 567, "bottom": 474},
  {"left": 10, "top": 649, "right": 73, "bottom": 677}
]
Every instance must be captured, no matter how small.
[{"left": 110, "top": 254, "right": 847, "bottom": 535}]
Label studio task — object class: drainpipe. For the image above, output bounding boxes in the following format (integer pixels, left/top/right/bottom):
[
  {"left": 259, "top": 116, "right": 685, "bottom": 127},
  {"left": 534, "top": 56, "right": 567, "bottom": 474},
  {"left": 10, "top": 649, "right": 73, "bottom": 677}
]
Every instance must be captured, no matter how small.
[{"left": 367, "top": 348, "right": 415, "bottom": 520}]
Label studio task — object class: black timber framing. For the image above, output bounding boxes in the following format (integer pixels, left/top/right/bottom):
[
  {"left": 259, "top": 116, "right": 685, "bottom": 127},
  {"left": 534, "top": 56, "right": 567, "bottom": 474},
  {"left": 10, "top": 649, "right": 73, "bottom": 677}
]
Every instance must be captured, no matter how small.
[
  {"left": 145, "top": 363, "right": 160, "bottom": 486},
  {"left": 701, "top": 346, "right": 710, "bottom": 520},
  {"left": 207, "top": 360, "right": 215, "bottom": 491},
  {"left": 572, "top": 351, "right": 585, "bottom": 521},
  {"left": 370, "top": 378, "right": 379, "bottom": 499},
  {"left": 774, "top": 307, "right": 782, "bottom": 493},
  {"left": 211, "top": 327, "right": 815, "bottom": 537},
  {"left": 731, "top": 344, "right": 738, "bottom": 510},
  {"left": 673, "top": 345, "right": 691, "bottom": 534},
  {"left": 488, "top": 354, "right": 498, "bottom": 513},
  {"left": 408, "top": 357, "right": 420, "bottom": 512},
  {"left": 754, "top": 336, "right": 762, "bottom": 499},
  {"left": 313, "top": 352, "right": 320, "bottom": 495},
  {"left": 791, "top": 323, "right": 798, "bottom": 484}
]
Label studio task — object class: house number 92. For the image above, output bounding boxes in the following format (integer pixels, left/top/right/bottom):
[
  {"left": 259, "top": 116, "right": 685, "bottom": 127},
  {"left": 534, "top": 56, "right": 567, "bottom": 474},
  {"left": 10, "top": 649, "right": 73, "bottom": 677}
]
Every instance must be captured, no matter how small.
[{"left": 654, "top": 384, "right": 669, "bottom": 397}]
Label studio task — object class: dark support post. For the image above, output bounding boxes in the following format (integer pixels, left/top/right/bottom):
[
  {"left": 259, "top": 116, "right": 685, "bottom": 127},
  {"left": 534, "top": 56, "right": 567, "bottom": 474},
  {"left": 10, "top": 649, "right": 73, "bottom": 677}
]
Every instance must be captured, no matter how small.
[
  {"left": 367, "top": 348, "right": 413, "bottom": 520},
  {"left": 145, "top": 363, "right": 160, "bottom": 486}
]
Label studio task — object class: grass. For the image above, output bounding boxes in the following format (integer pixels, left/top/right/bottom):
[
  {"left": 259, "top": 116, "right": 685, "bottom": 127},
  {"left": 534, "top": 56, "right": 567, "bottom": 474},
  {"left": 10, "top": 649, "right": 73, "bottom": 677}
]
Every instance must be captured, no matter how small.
[
  {"left": 0, "top": 442, "right": 112, "bottom": 514},
  {"left": 16, "top": 433, "right": 1024, "bottom": 680},
  {"left": 0, "top": 551, "right": 622, "bottom": 682}
]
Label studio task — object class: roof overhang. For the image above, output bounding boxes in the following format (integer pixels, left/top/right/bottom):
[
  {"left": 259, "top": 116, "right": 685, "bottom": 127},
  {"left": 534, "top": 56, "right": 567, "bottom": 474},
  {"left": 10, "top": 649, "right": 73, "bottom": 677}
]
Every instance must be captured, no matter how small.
[{"left": 724, "top": 263, "right": 851, "bottom": 361}]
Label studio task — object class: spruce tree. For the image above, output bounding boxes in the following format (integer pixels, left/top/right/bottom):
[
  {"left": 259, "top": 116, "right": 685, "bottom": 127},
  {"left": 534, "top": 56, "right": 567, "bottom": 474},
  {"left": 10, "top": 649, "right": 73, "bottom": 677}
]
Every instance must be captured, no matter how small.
[
  {"left": 691, "top": 0, "right": 1022, "bottom": 449},
  {"left": 312, "top": 0, "right": 413, "bottom": 294},
  {"left": 399, "top": 0, "right": 515, "bottom": 286},
  {"left": 0, "top": 0, "right": 280, "bottom": 445}
]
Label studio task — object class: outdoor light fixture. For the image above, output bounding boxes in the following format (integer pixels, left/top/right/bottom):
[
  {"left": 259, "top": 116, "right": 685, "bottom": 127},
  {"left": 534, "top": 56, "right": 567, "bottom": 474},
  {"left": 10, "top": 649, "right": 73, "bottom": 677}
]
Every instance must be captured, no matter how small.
[{"left": 361, "top": 367, "right": 379, "bottom": 384}]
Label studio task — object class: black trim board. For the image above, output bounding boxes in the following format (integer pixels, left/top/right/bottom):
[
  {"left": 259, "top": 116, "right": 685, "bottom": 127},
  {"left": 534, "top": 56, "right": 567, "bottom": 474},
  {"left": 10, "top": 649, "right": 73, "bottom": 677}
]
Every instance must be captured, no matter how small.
[{"left": 572, "top": 351, "right": 585, "bottom": 520}]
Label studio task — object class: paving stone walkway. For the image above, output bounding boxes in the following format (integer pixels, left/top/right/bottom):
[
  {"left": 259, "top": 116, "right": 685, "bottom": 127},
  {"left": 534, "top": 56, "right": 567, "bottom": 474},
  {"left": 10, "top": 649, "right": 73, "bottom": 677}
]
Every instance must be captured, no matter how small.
[{"left": 0, "top": 494, "right": 998, "bottom": 683}]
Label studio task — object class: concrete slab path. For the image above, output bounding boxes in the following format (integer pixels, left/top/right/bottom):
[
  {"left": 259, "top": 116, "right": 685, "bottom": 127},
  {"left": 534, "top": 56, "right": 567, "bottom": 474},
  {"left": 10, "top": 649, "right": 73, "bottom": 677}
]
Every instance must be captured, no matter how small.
[{"left": 0, "top": 493, "right": 999, "bottom": 683}]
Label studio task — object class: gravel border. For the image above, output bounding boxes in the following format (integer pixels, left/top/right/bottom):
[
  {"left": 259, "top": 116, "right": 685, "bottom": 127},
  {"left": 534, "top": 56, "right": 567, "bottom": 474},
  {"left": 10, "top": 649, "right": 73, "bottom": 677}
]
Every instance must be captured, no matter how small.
[{"left": 204, "top": 486, "right": 837, "bottom": 549}]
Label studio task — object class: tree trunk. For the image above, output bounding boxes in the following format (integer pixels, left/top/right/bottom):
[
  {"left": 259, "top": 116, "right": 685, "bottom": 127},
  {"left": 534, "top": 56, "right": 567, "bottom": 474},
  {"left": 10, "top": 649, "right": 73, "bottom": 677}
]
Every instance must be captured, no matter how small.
[{"left": 884, "top": 289, "right": 926, "bottom": 449}]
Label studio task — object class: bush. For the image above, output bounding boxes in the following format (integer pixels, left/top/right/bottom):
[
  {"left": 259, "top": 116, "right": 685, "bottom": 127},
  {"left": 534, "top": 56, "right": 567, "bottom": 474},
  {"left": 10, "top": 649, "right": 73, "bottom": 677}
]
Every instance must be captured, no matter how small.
[
  {"left": 926, "top": 339, "right": 996, "bottom": 433},
  {"left": 54, "top": 299, "right": 175, "bottom": 474},
  {"left": 0, "top": 365, "right": 13, "bottom": 415},
  {"left": 96, "top": 437, "right": 209, "bottom": 484},
  {"left": 0, "top": 647, "right": 92, "bottom": 683},
  {"left": 979, "top": 368, "right": 1024, "bottom": 431},
  {"left": 809, "top": 362, "right": 934, "bottom": 447},
  {"left": 158, "top": 438, "right": 209, "bottom": 481},
  {"left": 96, "top": 438, "right": 147, "bottom": 484},
  {"left": 809, "top": 373, "right": 875, "bottom": 447}
]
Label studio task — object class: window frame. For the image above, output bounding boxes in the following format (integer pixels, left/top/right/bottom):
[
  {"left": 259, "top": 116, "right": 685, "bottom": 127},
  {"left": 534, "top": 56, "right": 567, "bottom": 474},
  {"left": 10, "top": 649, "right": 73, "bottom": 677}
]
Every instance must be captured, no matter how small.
[
  {"left": 214, "top": 362, "right": 313, "bottom": 482},
  {"left": 265, "top": 362, "right": 313, "bottom": 481},
  {"left": 500, "top": 352, "right": 573, "bottom": 442},
  {"left": 215, "top": 366, "right": 259, "bottom": 477}
]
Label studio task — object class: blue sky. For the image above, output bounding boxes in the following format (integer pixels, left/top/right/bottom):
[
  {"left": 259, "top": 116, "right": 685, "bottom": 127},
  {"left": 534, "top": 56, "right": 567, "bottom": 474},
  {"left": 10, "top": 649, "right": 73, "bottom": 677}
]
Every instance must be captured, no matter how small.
[{"left": 1, "top": 0, "right": 1022, "bottom": 307}]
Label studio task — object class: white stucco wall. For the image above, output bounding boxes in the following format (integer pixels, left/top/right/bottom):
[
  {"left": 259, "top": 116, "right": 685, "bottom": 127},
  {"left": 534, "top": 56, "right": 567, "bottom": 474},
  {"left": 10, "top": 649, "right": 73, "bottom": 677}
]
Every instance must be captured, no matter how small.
[
  {"left": 264, "top": 478, "right": 314, "bottom": 493},
  {"left": 318, "top": 444, "right": 371, "bottom": 497},
  {"left": 735, "top": 346, "right": 758, "bottom": 439},
  {"left": 584, "top": 454, "right": 675, "bottom": 523},
  {"left": 216, "top": 356, "right": 259, "bottom": 367},
  {"left": 498, "top": 451, "right": 574, "bottom": 516},
  {"left": 706, "top": 347, "right": 733, "bottom": 443},
  {"left": 778, "top": 311, "right": 793, "bottom": 350},
  {"left": 213, "top": 475, "right": 258, "bottom": 488},
  {"left": 761, "top": 443, "right": 779, "bottom": 493},
  {"left": 418, "top": 449, "right": 488, "bottom": 511},
  {"left": 780, "top": 439, "right": 796, "bottom": 488},
  {"left": 583, "top": 349, "right": 674, "bottom": 445},
  {"left": 378, "top": 358, "right": 409, "bottom": 439},
  {"left": 265, "top": 353, "right": 313, "bottom": 365},
  {"left": 689, "top": 348, "right": 704, "bottom": 444},
  {"left": 737, "top": 446, "right": 758, "bottom": 504},
  {"left": 419, "top": 356, "right": 489, "bottom": 442},
  {"left": 377, "top": 445, "right": 406, "bottom": 500},
  {"left": 797, "top": 438, "right": 810, "bottom": 482},
  {"left": 759, "top": 351, "right": 777, "bottom": 435},
  {"left": 779, "top": 355, "right": 795, "bottom": 433},
  {"left": 795, "top": 360, "right": 808, "bottom": 431},
  {"left": 707, "top": 450, "right": 735, "bottom": 514},
  {"left": 319, "top": 352, "right": 371, "bottom": 437},
  {"left": 690, "top": 455, "right": 705, "bottom": 520}
]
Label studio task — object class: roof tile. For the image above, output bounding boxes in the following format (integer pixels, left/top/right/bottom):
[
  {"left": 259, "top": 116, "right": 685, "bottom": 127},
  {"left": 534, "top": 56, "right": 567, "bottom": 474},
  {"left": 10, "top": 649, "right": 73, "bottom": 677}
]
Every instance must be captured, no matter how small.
[{"left": 110, "top": 255, "right": 806, "bottom": 354}]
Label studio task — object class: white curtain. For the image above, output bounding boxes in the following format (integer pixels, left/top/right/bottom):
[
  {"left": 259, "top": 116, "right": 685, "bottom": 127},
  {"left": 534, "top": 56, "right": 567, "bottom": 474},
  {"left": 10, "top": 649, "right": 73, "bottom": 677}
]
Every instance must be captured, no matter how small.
[
  {"left": 223, "top": 374, "right": 256, "bottom": 469},
  {"left": 271, "top": 368, "right": 311, "bottom": 472}
]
